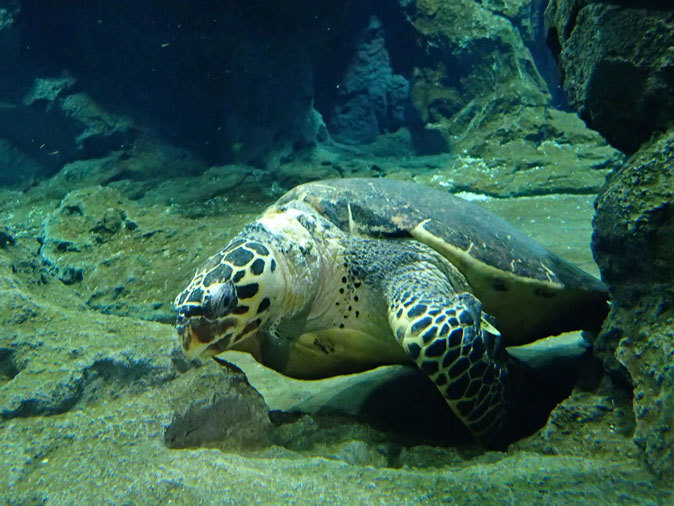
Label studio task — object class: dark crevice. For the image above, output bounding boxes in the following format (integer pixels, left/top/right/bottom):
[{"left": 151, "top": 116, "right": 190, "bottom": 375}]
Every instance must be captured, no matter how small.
[
  {"left": 0, "top": 348, "right": 20, "bottom": 383},
  {"left": 0, "top": 228, "right": 16, "bottom": 249},
  {"left": 565, "top": 4, "right": 582, "bottom": 40},
  {"left": 533, "top": 2, "right": 569, "bottom": 109}
]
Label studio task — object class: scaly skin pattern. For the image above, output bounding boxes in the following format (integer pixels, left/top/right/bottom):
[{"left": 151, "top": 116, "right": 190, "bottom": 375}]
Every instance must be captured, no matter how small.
[
  {"left": 175, "top": 200, "right": 513, "bottom": 442},
  {"left": 174, "top": 236, "right": 283, "bottom": 357},
  {"left": 384, "top": 265, "right": 510, "bottom": 440},
  {"left": 175, "top": 201, "right": 337, "bottom": 360}
]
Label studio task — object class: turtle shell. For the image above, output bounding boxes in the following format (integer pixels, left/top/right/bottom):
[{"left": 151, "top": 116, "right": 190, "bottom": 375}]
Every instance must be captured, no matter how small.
[{"left": 276, "top": 177, "right": 608, "bottom": 346}]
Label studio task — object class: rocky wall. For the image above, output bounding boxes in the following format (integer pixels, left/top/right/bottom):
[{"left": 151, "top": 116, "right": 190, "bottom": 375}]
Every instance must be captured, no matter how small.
[
  {"left": 0, "top": 0, "right": 624, "bottom": 195},
  {"left": 593, "top": 129, "right": 674, "bottom": 478},
  {"left": 545, "top": 0, "right": 674, "bottom": 153},
  {"left": 401, "top": 0, "right": 622, "bottom": 194}
]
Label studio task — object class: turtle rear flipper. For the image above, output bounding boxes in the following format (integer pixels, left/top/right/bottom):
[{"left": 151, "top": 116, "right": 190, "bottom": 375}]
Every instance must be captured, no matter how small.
[{"left": 385, "top": 263, "right": 513, "bottom": 444}]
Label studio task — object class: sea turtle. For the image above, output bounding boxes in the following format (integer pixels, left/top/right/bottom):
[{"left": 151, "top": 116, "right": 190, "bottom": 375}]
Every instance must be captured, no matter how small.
[{"left": 174, "top": 178, "right": 608, "bottom": 443}]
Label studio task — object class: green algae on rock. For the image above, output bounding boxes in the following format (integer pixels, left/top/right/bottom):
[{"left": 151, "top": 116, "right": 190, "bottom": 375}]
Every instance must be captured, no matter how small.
[
  {"left": 404, "top": 0, "right": 623, "bottom": 196},
  {"left": 36, "top": 185, "right": 255, "bottom": 323},
  {"left": 546, "top": 0, "right": 674, "bottom": 153},
  {"left": 593, "top": 128, "right": 674, "bottom": 479}
]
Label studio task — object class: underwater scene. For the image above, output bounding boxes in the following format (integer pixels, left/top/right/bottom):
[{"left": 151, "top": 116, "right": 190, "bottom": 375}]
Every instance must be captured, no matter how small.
[{"left": 0, "top": 1, "right": 673, "bottom": 504}]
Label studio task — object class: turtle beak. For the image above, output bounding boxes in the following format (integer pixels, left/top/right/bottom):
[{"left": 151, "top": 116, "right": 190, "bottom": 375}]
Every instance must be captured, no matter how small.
[
  {"left": 175, "top": 316, "right": 203, "bottom": 360},
  {"left": 180, "top": 326, "right": 211, "bottom": 360},
  {"left": 176, "top": 313, "right": 237, "bottom": 360},
  {"left": 176, "top": 308, "right": 212, "bottom": 360}
]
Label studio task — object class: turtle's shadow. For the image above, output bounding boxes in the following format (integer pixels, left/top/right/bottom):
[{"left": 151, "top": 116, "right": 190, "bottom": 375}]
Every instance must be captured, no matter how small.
[{"left": 357, "top": 350, "right": 603, "bottom": 448}]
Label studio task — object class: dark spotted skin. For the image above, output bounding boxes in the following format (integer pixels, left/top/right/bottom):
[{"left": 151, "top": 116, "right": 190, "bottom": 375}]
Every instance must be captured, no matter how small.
[
  {"left": 384, "top": 262, "right": 510, "bottom": 440},
  {"left": 330, "top": 261, "right": 368, "bottom": 330},
  {"left": 338, "top": 236, "right": 511, "bottom": 441},
  {"left": 174, "top": 239, "right": 282, "bottom": 354}
]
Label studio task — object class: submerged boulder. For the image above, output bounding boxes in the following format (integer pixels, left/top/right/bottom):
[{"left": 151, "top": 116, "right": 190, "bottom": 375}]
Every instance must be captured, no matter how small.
[
  {"left": 593, "top": 128, "right": 674, "bottom": 477},
  {"left": 546, "top": 1, "right": 674, "bottom": 153},
  {"left": 402, "top": 0, "right": 622, "bottom": 194}
]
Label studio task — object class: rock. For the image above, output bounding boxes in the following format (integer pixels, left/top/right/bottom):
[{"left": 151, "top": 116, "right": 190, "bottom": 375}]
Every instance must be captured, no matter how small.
[
  {"left": 0, "top": 259, "right": 179, "bottom": 420},
  {"left": 592, "top": 128, "right": 674, "bottom": 477},
  {"left": 24, "top": 75, "right": 136, "bottom": 159},
  {"left": 34, "top": 139, "right": 207, "bottom": 201},
  {"left": 404, "top": 0, "right": 623, "bottom": 190},
  {"left": 413, "top": 106, "right": 621, "bottom": 197},
  {"left": 408, "top": 0, "right": 546, "bottom": 149},
  {"left": 0, "top": 74, "right": 138, "bottom": 178},
  {"left": 21, "top": 74, "right": 77, "bottom": 105},
  {"left": 593, "top": 130, "right": 674, "bottom": 305},
  {"left": 513, "top": 379, "right": 641, "bottom": 461},
  {"left": 480, "top": 0, "right": 548, "bottom": 47},
  {"left": 136, "top": 164, "right": 261, "bottom": 209},
  {"left": 275, "top": 121, "right": 619, "bottom": 199},
  {"left": 0, "top": 228, "right": 272, "bottom": 473},
  {"left": 40, "top": 187, "right": 136, "bottom": 285},
  {"left": 164, "top": 366, "right": 273, "bottom": 450},
  {"left": 545, "top": 1, "right": 674, "bottom": 153},
  {"left": 56, "top": 91, "right": 134, "bottom": 156},
  {"left": 328, "top": 16, "right": 409, "bottom": 144},
  {"left": 37, "top": 185, "right": 245, "bottom": 323}
]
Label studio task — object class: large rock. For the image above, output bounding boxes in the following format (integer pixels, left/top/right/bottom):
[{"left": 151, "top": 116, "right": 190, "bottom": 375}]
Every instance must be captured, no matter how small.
[
  {"left": 408, "top": 106, "right": 621, "bottom": 197},
  {"left": 34, "top": 140, "right": 207, "bottom": 201},
  {"left": 402, "top": 0, "right": 622, "bottom": 194},
  {"left": 592, "top": 128, "right": 674, "bottom": 477},
  {"left": 545, "top": 1, "right": 674, "bottom": 153},
  {"left": 480, "top": 0, "right": 549, "bottom": 48},
  {"left": 593, "top": 130, "right": 674, "bottom": 304},
  {"left": 328, "top": 16, "right": 409, "bottom": 144},
  {"left": 408, "top": 0, "right": 547, "bottom": 144},
  {"left": 0, "top": 74, "right": 137, "bottom": 182},
  {"left": 0, "top": 219, "right": 273, "bottom": 500}
]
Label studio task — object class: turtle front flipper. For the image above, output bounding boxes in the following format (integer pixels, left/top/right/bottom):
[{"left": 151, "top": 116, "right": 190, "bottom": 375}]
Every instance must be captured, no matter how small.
[{"left": 385, "top": 264, "right": 513, "bottom": 444}]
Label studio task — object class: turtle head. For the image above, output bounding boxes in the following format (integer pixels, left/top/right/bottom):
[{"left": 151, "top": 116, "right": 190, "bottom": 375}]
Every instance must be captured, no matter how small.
[{"left": 174, "top": 240, "right": 284, "bottom": 360}]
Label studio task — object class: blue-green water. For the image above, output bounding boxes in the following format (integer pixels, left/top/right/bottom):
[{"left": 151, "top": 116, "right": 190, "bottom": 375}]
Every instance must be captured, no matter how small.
[{"left": 0, "top": 1, "right": 672, "bottom": 503}]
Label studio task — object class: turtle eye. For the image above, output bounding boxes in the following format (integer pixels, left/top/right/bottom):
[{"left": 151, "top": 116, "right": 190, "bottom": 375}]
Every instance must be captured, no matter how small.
[{"left": 203, "top": 282, "right": 236, "bottom": 320}]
